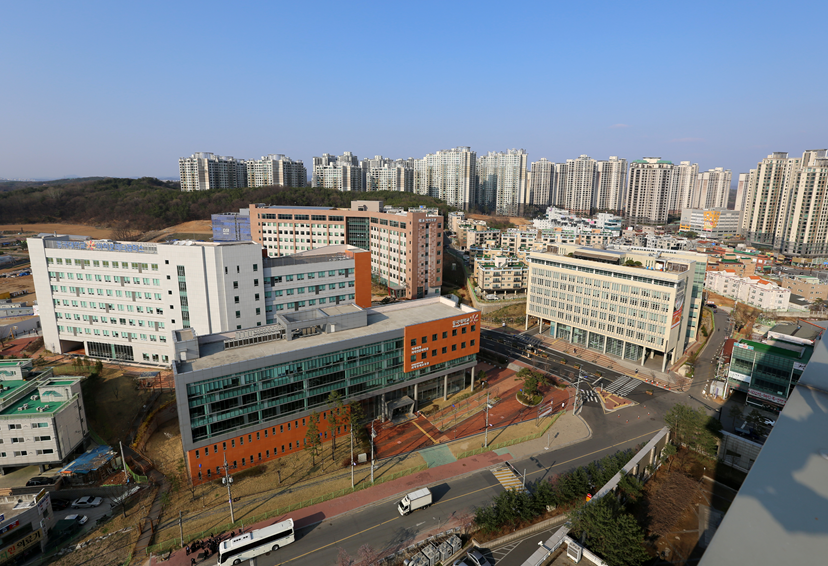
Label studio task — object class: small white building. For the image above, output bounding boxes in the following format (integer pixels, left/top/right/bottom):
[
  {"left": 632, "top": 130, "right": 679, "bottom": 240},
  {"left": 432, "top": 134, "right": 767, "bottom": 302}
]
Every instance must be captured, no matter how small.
[
  {"left": 705, "top": 270, "right": 791, "bottom": 311},
  {"left": 0, "top": 366, "right": 87, "bottom": 474}
]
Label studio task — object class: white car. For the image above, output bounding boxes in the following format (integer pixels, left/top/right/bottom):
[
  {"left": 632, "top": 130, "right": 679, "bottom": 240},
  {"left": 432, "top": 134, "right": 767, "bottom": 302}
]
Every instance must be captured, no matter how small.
[
  {"left": 761, "top": 417, "right": 776, "bottom": 427},
  {"left": 71, "top": 496, "right": 103, "bottom": 509},
  {"left": 66, "top": 514, "right": 89, "bottom": 525},
  {"left": 465, "top": 550, "right": 492, "bottom": 566}
]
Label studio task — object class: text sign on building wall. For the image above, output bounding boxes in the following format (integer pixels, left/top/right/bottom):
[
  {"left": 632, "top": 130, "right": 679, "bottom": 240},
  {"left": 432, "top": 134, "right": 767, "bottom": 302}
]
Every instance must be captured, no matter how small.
[
  {"left": 45, "top": 240, "right": 157, "bottom": 254},
  {"left": 0, "top": 529, "right": 42, "bottom": 564},
  {"left": 748, "top": 388, "right": 787, "bottom": 405},
  {"left": 418, "top": 218, "right": 438, "bottom": 223}
]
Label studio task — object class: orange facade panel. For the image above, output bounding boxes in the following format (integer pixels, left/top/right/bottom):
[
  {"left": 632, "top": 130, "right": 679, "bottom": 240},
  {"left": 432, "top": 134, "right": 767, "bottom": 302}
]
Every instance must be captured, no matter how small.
[
  {"left": 403, "top": 312, "right": 480, "bottom": 372},
  {"left": 351, "top": 248, "right": 373, "bottom": 308}
]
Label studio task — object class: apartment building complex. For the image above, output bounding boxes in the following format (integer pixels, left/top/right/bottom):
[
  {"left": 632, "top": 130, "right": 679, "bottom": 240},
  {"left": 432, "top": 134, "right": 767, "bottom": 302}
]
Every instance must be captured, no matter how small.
[
  {"left": 28, "top": 235, "right": 369, "bottom": 365},
  {"left": 312, "top": 152, "right": 363, "bottom": 191},
  {"left": 476, "top": 149, "right": 528, "bottom": 216},
  {"left": 528, "top": 158, "right": 555, "bottom": 207},
  {"left": 0, "top": 363, "right": 87, "bottom": 475},
  {"left": 248, "top": 201, "right": 444, "bottom": 299},
  {"left": 669, "top": 161, "right": 699, "bottom": 215},
  {"left": 740, "top": 150, "right": 828, "bottom": 257},
  {"left": 179, "top": 153, "right": 248, "bottom": 191},
  {"left": 414, "top": 147, "right": 477, "bottom": 210},
  {"left": 526, "top": 244, "right": 697, "bottom": 371},
  {"left": 679, "top": 208, "right": 741, "bottom": 240},
  {"left": 246, "top": 155, "right": 307, "bottom": 188},
  {"left": 172, "top": 296, "right": 480, "bottom": 483},
  {"left": 626, "top": 158, "right": 676, "bottom": 224},
  {"left": 704, "top": 270, "right": 791, "bottom": 311},
  {"left": 775, "top": 274, "right": 828, "bottom": 301},
  {"left": 594, "top": 156, "right": 628, "bottom": 213},
  {"left": 691, "top": 167, "right": 732, "bottom": 209}
]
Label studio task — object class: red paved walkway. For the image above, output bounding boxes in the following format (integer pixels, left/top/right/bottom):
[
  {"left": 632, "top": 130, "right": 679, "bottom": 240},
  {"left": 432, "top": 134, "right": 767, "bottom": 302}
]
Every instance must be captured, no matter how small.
[{"left": 151, "top": 451, "right": 509, "bottom": 566}]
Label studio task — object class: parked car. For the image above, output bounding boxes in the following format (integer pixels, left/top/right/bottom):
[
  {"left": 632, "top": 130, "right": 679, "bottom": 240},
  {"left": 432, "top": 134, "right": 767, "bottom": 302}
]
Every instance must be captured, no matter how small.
[
  {"left": 71, "top": 496, "right": 103, "bottom": 509},
  {"left": 66, "top": 514, "right": 88, "bottom": 525},
  {"left": 51, "top": 499, "right": 69, "bottom": 511},
  {"left": 761, "top": 417, "right": 776, "bottom": 427},
  {"left": 25, "top": 476, "right": 55, "bottom": 487},
  {"left": 465, "top": 550, "right": 492, "bottom": 566}
]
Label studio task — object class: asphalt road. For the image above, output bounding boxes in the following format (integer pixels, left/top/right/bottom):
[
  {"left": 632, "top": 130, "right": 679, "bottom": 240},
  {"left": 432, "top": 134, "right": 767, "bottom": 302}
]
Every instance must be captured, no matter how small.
[{"left": 246, "top": 321, "right": 728, "bottom": 566}]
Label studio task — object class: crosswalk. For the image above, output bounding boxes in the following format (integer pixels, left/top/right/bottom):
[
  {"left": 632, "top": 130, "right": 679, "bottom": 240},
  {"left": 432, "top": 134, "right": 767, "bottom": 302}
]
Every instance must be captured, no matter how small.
[
  {"left": 603, "top": 375, "right": 640, "bottom": 396},
  {"left": 579, "top": 389, "right": 599, "bottom": 404},
  {"left": 491, "top": 465, "right": 528, "bottom": 493}
]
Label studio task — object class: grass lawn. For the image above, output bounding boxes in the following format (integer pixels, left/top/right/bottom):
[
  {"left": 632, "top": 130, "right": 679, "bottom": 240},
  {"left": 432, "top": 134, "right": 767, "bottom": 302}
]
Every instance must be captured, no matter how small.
[
  {"left": 146, "top": 419, "right": 427, "bottom": 544},
  {"left": 447, "top": 417, "right": 552, "bottom": 458}
]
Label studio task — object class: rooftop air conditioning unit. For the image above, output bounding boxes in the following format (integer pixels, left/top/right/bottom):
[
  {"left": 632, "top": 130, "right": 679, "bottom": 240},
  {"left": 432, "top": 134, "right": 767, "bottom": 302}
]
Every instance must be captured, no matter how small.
[
  {"left": 17, "top": 407, "right": 23, "bottom": 411},
  {"left": 23, "top": 404, "right": 28, "bottom": 410}
]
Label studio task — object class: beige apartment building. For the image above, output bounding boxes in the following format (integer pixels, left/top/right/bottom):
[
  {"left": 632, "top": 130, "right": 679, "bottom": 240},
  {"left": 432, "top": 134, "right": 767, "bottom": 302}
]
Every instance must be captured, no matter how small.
[
  {"left": 775, "top": 274, "right": 828, "bottom": 301},
  {"left": 474, "top": 256, "right": 528, "bottom": 294},
  {"left": 526, "top": 244, "right": 697, "bottom": 371},
  {"left": 248, "top": 201, "right": 443, "bottom": 300}
]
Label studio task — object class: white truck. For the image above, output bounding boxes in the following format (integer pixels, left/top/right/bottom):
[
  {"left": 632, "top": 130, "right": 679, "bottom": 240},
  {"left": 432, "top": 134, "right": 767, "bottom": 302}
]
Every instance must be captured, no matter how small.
[{"left": 397, "top": 487, "right": 432, "bottom": 516}]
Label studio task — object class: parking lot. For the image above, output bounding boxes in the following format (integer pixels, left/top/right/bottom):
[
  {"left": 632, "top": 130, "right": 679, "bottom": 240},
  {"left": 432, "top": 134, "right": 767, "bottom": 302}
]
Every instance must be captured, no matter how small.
[{"left": 51, "top": 495, "right": 114, "bottom": 535}]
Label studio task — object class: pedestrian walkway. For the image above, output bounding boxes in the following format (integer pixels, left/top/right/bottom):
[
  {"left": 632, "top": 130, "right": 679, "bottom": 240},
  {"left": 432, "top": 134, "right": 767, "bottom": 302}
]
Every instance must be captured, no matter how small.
[
  {"left": 538, "top": 336, "right": 683, "bottom": 391},
  {"left": 491, "top": 465, "right": 528, "bottom": 493},
  {"left": 603, "top": 375, "right": 641, "bottom": 397}
]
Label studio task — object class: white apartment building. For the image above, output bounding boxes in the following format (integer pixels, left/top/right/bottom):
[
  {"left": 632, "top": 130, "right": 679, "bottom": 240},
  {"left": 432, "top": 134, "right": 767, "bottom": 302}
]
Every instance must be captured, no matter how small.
[
  {"left": 0, "top": 367, "right": 87, "bottom": 474},
  {"left": 526, "top": 244, "right": 696, "bottom": 372},
  {"left": 414, "top": 147, "right": 477, "bottom": 210},
  {"left": 246, "top": 155, "right": 307, "bottom": 188},
  {"left": 679, "top": 208, "right": 741, "bottom": 240},
  {"left": 476, "top": 149, "right": 528, "bottom": 216},
  {"left": 735, "top": 171, "right": 750, "bottom": 213},
  {"left": 594, "top": 156, "right": 628, "bottom": 213},
  {"left": 692, "top": 168, "right": 732, "bottom": 209},
  {"left": 365, "top": 163, "right": 414, "bottom": 192},
  {"left": 529, "top": 158, "right": 555, "bottom": 208},
  {"left": 28, "top": 236, "right": 368, "bottom": 366},
  {"left": 626, "top": 158, "right": 675, "bottom": 225},
  {"left": 447, "top": 211, "right": 466, "bottom": 233},
  {"left": 775, "top": 150, "right": 828, "bottom": 257},
  {"left": 705, "top": 270, "right": 791, "bottom": 312},
  {"left": 559, "top": 155, "right": 598, "bottom": 215},
  {"left": 179, "top": 152, "right": 248, "bottom": 191},
  {"left": 740, "top": 152, "right": 801, "bottom": 246},
  {"left": 670, "top": 161, "right": 699, "bottom": 214}
]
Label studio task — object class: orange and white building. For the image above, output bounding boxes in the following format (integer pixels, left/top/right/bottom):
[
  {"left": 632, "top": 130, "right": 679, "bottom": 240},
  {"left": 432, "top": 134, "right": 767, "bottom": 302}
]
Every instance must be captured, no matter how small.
[
  {"left": 172, "top": 296, "right": 480, "bottom": 484},
  {"left": 679, "top": 208, "right": 741, "bottom": 240},
  {"left": 704, "top": 270, "right": 791, "bottom": 311}
]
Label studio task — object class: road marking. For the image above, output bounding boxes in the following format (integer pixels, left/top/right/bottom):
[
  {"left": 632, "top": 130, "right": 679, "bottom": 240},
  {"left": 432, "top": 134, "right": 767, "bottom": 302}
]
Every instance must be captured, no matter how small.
[
  {"left": 491, "top": 467, "right": 528, "bottom": 493},
  {"left": 412, "top": 420, "right": 438, "bottom": 444},
  {"left": 281, "top": 430, "right": 663, "bottom": 563}
]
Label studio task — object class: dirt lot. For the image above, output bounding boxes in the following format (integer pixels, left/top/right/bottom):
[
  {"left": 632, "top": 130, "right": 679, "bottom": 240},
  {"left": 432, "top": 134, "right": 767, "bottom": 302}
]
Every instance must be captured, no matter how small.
[
  {"left": 0, "top": 223, "right": 115, "bottom": 238},
  {"left": 50, "top": 362, "right": 154, "bottom": 445},
  {"left": 147, "top": 220, "right": 212, "bottom": 242},
  {"left": 466, "top": 214, "right": 532, "bottom": 226}
]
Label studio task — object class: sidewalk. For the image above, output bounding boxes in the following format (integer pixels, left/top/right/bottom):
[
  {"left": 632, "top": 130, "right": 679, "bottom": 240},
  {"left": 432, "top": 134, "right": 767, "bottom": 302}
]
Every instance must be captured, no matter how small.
[
  {"left": 538, "top": 335, "right": 684, "bottom": 391},
  {"left": 150, "top": 411, "right": 591, "bottom": 566}
]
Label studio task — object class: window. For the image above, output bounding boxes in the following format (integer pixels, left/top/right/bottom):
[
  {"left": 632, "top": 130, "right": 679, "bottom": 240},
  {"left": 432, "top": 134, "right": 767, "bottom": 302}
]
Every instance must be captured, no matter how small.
[
  {"left": 442, "top": 331, "right": 448, "bottom": 339},
  {"left": 235, "top": 311, "right": 241, "bottom": 319},
  {"left": 442, "top": 347, "right": 447, "bottom": 354},
  {"left": 452, "top": 329, "right": 457, "bottom": 337},
  {"left": 233, "top": 281, "right": 238, "bottom": 289},
  {"left": 432, "top": 334, "right": 437, "bottom": 341},
  {"left": 421, "top": 336, "right": 427, "bottom": 344},
  {"left": 452, "top": 344, "right": 457, "bottom": 351}
]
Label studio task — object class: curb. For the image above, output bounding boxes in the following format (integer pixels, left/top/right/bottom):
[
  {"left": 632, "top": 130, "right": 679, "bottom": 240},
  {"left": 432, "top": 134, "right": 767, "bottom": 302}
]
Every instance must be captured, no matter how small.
[{"left": 473, "top": 515, "right": 569, "bottom": 550}]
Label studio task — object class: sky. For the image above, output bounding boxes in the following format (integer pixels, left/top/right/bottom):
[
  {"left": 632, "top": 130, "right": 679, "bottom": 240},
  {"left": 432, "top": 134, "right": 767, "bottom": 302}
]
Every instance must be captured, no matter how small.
[{"left": 1, "top": 0, "right": 827, "bottom": 180}]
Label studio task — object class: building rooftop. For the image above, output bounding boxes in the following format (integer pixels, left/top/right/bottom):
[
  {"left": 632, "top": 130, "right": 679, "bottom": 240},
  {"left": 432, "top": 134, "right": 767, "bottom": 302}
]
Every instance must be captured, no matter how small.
[
  {"left": 768, "top": 322, "right": 824, "bottom": 344},
  {"left": 177, "top": 297, "right": 476, "bottom": 374},
  {"left": 700, "top": 338, "right": 828, "bottom": 566},
  {"left": 735, "top": 339, "right": 808, "bottom": 360}
]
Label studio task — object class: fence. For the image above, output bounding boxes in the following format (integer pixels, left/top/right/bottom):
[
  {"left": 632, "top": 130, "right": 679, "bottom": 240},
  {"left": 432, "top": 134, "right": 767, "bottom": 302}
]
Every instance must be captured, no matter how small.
[
  {"left": 146, "top": 463, "right": 429, "bottom": 556},
  {"left": 456, "top": 411, "right": 564, "bottom": 459}
]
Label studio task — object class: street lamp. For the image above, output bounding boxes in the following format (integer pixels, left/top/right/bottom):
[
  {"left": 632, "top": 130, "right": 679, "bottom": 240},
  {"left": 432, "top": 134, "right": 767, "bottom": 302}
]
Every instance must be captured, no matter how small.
[
  {"left": 370, "top": 417, "right": 378, "bottom": 484},
  {"left": 484, "top": 392, "right": 491, "bottom": 448}
]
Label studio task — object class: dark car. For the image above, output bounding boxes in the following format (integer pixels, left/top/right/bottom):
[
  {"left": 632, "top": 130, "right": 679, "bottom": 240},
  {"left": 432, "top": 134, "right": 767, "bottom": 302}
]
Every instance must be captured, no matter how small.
[
  {"left": 51, "top": 499, "right": 69, "bottom": 510},
  {"left": 25, "top": 477, "right": 55, "bottom": 487}
]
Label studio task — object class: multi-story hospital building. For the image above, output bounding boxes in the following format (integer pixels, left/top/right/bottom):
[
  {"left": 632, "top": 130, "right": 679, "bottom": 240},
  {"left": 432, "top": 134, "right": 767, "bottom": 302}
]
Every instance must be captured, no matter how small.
[{"left": 28, "top": 235, "right": 370, "bottom": 366}]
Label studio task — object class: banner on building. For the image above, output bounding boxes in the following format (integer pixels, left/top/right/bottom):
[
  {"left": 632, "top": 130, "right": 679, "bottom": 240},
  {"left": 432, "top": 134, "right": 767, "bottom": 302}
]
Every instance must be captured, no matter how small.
[{"left": 671, "top": 280, "right": 686, "bottom": 329}]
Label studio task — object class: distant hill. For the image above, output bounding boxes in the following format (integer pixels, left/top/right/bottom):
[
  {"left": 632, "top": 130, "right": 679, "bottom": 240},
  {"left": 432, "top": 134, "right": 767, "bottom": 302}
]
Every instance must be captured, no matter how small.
[
  {"left": 0, "top": 177, "right": 108, "bottom": 192},
  {"left": 0, "top": 177, "right": 453, "bottom": 231}
]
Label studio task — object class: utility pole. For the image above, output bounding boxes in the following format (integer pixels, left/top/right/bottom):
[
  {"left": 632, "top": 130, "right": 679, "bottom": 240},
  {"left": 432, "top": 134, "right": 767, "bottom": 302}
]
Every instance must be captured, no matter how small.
[
  {"left": 370, "top": 418, "right": 376, "bottom": 484},
  {"left": 222, "top": 453, "right": 235, "bottom": 524},
  {"left": 573, "top": 370, "right": 583, "bottom": 414},
  {"left": 484, "top": 392, "right": 490, "bottom": 448},
  {"left": 350, "top": 427, "right": 355, "bottom": 489},
  {"left": 453, "top": 404, "right": 457, "bottom": 440},
  {"left": 179, "top": 511, "right": 184, "bottom": 545}
]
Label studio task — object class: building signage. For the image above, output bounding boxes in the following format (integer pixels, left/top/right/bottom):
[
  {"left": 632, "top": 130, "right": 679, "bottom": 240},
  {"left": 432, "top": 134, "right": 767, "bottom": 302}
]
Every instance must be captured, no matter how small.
[
  {"left": 671, "top": 279, "right": 686, "bottom": 329},
  {"left": 0, "top": 528, "right": 42, "bottom": 564},
  {"left": 411, "top": 361, "right": 430, "bottom": 369},
  {"left": 748, "top": 388, "right": 787, "bottom": 405},
  {"left": 46, "top": 239, "right": 157, "bottom": 254},
  {"left": 734, "top": 342, "right": 754, "bottom": 351},
  {"left": 411, "top": 345, "right": 428, "bottom": 354},
  {"left": 0, "top": 522, "right": 19, "bottom": 537},
  {"left": 234, "top": 324, "right": 283, "bottom": 341},
  {"left": 728, "top": 370, "right": 751, "bottom": 383},
  {"left": 418, "top": 218, "right": 438, "bottom": 223},
  {"left": 452, "top": 313, "right": 479, "bottom": 328},
  {"left": 793, "top": 362, "right": 807, "bottom": 371}
]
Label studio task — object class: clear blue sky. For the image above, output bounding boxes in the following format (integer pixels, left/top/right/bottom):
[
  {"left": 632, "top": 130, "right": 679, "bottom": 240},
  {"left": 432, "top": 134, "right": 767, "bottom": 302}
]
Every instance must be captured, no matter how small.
[{"left": 1, "top": 1, "right": 826, "bottom": 180}]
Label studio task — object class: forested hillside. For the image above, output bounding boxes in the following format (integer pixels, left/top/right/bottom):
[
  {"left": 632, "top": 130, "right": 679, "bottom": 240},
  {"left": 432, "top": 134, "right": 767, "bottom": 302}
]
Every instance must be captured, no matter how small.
[
  {"left": 0, "top": 176, "right": 107, "bottom": 193},
  {"left": 0, "top": 177, "right": 454, "bottom": 230}
]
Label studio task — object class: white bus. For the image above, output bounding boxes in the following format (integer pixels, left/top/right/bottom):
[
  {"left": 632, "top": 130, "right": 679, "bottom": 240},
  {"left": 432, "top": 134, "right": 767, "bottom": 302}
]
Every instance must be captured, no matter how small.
[{"left": 217, "top": 518, "right": 295, "bottom": 565}]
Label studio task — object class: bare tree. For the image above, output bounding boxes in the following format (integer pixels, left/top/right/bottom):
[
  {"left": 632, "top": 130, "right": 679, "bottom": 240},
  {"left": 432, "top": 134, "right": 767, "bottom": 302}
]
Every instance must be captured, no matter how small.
[
  {"left": 110, "top": 223, "right": 143, "bottom": 242},
  {"left": 357, "top": 544, "right": 378, "bottom": 565},
  {"left": 336, "top": 547, "right": 352, "bottom": 566}
]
